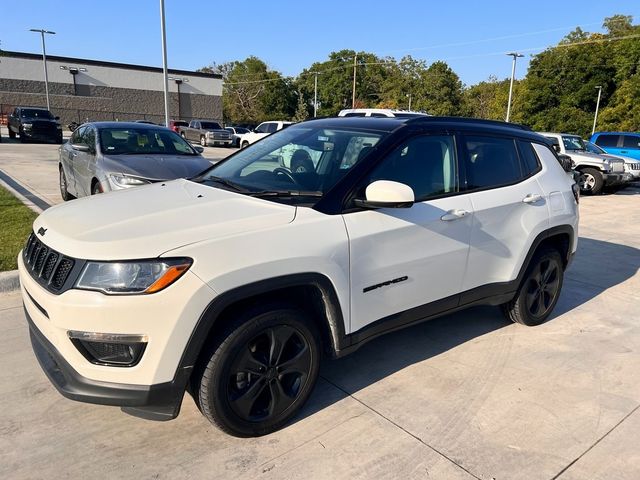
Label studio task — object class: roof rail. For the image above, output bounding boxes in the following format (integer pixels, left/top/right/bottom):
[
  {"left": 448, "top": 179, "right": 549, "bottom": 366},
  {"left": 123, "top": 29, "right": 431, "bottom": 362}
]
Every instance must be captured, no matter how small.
[{"left": 406, "top": 116, "right": 532, "bottom": 131}]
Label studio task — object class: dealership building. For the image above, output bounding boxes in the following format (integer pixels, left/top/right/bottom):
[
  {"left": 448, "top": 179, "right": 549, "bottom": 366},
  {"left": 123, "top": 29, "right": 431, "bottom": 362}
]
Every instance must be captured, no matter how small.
[{"left": 0, "top": 51, "right": 223, "bottom": 125}]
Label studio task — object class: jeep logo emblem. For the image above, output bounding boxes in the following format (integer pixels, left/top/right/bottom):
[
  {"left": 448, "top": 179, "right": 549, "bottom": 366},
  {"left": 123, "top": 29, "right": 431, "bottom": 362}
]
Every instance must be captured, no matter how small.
[{"left": 37, "top": 227, "right": 47, "bottom": 236}]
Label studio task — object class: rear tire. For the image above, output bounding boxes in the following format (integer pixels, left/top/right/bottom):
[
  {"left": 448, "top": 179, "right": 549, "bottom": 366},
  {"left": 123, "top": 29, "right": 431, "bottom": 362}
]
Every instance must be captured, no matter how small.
[
  {"left": 197, "top": 305, "right": 320, "bottom": 437},
  {"left": 578, "top": 168, "right": 604, "bottom": 195},
  {"left": 501, "top": 248, "right": 564, "bottom": 326}
]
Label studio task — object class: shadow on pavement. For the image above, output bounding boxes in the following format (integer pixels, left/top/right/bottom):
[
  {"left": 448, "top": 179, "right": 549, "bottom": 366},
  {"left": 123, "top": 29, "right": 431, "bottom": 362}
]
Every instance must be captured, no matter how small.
[{"left": 295, "top": 236, "right": 640, "bottom": 424}]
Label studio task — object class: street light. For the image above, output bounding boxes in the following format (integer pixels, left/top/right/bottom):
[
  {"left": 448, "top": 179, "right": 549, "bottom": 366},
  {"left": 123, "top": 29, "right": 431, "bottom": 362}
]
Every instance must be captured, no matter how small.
[
  {"left": 352, "top": 54, "right": 357, "bottom": 109},
  {"left": 29, "top": 29, "right": 55, "bottom": 110},
  {"left": 592, "top": 85, "right": 603, "bottom": 135},
  {"left": 313, "top": 71, "right": 320, "bottom": 117},
  {"left": 159, "top": 0, "right": 170, "bottom": 127},
  {"left": 406, "top": 93, "right": 412, "bottom": 111},
  {"left": 505, "top": 52, "right": 524, "bottom": 123}
]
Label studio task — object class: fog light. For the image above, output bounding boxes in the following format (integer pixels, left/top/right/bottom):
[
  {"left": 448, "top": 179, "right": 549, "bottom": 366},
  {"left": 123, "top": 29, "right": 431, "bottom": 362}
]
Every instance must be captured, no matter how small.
[{"left": 68, "top": 331, "right": 147, "bottom": 367}]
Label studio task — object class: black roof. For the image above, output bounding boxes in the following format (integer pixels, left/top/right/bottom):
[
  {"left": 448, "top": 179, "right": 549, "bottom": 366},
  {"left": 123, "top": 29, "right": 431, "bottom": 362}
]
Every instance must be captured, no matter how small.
[{"left": 294, "top": 116, "right": 541, "bottom": 140}]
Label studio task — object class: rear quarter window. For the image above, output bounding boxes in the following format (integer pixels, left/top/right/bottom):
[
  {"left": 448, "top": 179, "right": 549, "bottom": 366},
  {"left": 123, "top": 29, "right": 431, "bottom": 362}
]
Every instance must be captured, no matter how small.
[
  {"left": 622, "top": 135, "right": 640, "bottom": 149},
  {"left": 518, "top": 141, "right": 542, "bottom": 176}
]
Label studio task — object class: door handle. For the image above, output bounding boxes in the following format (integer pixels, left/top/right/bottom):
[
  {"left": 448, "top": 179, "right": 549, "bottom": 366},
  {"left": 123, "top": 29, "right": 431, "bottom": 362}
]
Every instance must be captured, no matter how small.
[
  {"left": 522, "top": 193, "right": 543, "bottom": 204},
  {"left": 619, "top": 150, "right": 629, "bottom": 154},
  {"left": 441, "top": 209, "right": 469, "bottom": 221}
]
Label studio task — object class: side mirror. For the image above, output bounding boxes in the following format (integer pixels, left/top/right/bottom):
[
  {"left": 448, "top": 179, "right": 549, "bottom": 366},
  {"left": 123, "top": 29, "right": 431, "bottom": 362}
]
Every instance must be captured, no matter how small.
[
  {"left": 194, "top": 146, "right": 204, "bottom": 153},
  {"left": 354, "top": 180, "right": 415, "bottom": 209},
  {"left": 557, "top": 154, "right": 574, "bottom": 172},
  {"left": 71, "top": 144, "right": 90, "bottom": 152},
  {"left": 553, "top": 144, "right": 561, "bottom": 153}
]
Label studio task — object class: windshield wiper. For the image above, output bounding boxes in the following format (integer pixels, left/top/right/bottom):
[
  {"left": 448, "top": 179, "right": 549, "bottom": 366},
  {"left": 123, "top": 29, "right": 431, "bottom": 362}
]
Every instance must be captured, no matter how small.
[
  {"left": 248, "top": 190, "right": 323, "bottom": 198},
  {"left": 199, "top": 176, "right": 251, "bottom": 192}
]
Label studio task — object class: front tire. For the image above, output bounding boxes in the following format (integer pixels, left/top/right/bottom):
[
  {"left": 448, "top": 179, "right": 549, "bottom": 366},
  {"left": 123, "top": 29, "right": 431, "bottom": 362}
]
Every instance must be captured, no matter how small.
[
  {"left": 578, "top": 168, "right": 604, "bottom": 195},
  {"left": 200, "top": 135, "right": 207, "bottom": 147},
  {"left": 241, "top": 141, "right": 249, "bottom": 149},
  {"left": 59, "top": 167, "right": 75, "bottom": 201},
  {"left": 197, "top": 306, "right": 320, "bottom": 437},
  {"left": 91, "top": 181, "right": 103, "bottom": 195},
  {"left": 8, "top": 129, "right": 16, "bottom": 139},
  {"left": 501, "top": 248, "right": 564, "bottom": 326}
]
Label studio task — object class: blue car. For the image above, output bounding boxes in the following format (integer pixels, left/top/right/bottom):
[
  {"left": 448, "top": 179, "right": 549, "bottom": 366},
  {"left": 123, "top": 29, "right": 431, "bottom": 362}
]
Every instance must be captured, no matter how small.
[{"left": 590, "top": 132, "right": 640, "bottom": 160}]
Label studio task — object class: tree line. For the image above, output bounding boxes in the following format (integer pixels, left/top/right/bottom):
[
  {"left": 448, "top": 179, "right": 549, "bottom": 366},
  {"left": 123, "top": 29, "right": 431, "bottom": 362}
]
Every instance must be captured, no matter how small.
[{"left": 200, "top": 15, "right": 639, "bottom": 137}]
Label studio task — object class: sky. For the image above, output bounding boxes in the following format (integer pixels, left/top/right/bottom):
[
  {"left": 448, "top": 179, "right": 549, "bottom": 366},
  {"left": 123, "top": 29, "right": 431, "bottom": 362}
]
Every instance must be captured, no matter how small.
[{"left": 2, "top": 0, "right": 640, "bottom": 86}]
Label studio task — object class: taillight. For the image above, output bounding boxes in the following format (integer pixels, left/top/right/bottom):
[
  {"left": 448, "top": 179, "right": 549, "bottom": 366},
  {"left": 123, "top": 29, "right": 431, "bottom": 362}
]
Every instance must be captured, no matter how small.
[{"left": 572, "top": 183, "right": 580, "bottom": 204}]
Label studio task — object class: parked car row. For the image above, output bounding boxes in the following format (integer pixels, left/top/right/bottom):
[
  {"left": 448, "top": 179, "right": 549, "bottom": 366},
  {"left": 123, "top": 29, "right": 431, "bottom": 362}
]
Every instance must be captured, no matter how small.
[{"left": 539, "top": 131, "right": 640, "bottom": 194}]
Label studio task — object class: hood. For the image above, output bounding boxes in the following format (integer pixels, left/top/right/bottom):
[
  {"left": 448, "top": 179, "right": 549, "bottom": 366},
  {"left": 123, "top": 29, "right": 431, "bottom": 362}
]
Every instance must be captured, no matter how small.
[
  {"left": 101, "top": 154, "right": 212, "bottom": 181},
  {"left": 602, "top": 153, "right": 640, "bottom": 164},
  {"left": 33, "top": 179, "right": 296, "bottom": 260},
  {"left": 566, "top": 151, "right": 622, "bottom": 163}
]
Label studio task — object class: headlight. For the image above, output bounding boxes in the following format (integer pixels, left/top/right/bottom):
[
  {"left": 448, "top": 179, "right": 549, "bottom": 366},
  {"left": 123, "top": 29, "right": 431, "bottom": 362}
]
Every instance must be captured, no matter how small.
[
  {"left": 76, "top": 258, "right": 192, "bottom": 294},
  {"left": 23, "top": 123, "right": 33, "bottom": 129},
  {"left": 110, "top": 174, "right": 150, "bottom": 187}
]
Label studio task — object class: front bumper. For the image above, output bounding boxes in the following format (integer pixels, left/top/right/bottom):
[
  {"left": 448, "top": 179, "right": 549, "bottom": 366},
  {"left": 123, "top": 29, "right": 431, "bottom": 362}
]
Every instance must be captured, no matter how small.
[
  {"left": 602, "top": 172, "right": 626, "bottom": 186},
  {"left": 206, "top": 138, "right": 232, "bottom": 147},
  {"left": 22, "top": 129, "right": 62, "bottom": 142},
  {"left": 26, "top": 306, "right": 188, "bottom": 420}
]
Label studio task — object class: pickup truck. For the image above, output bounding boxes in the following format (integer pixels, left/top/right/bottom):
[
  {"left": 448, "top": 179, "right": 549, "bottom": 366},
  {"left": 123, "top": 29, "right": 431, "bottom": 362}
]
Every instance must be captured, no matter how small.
[
  {"left": 7, "top": 106, "right": 63, "bottom": 144},
  {"left": 538, "top": 132, "right": 627, "bottom": 195},
  {"left": 180, "top": 120, "right": 233, "bottom": 147}
]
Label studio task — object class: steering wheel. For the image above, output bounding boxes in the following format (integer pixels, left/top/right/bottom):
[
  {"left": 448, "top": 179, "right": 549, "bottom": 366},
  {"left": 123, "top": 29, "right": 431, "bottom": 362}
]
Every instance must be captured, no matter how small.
[{"left": 273, "top": 167, "right": 297, "bottom": 184}]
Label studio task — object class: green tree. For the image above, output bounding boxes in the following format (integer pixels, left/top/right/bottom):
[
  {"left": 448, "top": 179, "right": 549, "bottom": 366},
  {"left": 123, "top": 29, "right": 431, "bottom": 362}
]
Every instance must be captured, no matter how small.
[{"left": 201, "top": 57, "right": 296, "bottom": 124}]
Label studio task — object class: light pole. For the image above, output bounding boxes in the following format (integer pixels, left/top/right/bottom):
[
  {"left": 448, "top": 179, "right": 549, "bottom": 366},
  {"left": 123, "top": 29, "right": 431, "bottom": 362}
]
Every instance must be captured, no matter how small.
[
  {"left": 592, "top": 85, "right": 602, "bottom": 135},
  {"left": 29, "top": 29, "right": 55, "bottom": 111},
  {"left": 406, "top": 93, "right": 412, "bottom": 110},
  {"left": 352, "top": 54, "right": 357, "bottom": 109},
  {"left": 313, "top": 71, "right": 319, "bottom": 117},
  {"left": 159, "top": 0, "right": 170, "bottom": 127},
  {"left": 505, "top": 52, "right": 523, "bottom": 122}
]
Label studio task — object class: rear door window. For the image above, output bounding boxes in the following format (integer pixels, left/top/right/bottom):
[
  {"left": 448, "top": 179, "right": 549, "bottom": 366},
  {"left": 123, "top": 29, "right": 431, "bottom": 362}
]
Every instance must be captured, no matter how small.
[
  {"left": 595, "top": 134, "right": 621, "bottom": 147},
  {"left": 464, "top": 135, "right": 524, "bottom": 189}
]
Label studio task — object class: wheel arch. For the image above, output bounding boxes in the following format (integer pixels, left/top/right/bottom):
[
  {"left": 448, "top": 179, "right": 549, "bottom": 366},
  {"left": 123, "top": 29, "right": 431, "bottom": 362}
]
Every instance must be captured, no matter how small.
[
  {"left": 517, "top": 225, "right": 575, "bottom": 282},
  {"left": 177, "top": 273, "right": 347, "bottom": 387}
]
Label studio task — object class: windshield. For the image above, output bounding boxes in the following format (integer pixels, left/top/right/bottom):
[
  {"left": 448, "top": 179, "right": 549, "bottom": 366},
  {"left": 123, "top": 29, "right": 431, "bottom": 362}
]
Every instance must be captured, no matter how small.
[
  {"left": 562, "top": 135, "right": 586, "bottom": 151},
  {"left": 584, "top": 141, "right": 605, "bottom": 154},
  {"left": 21, "top": 109, "right": 53, "bottom": 119},
  {"left": 201, "top": 122, "right": 222, "bottom": 130},
  {"left": 193, "top": 125, "right": 386, "bottom": 205},
  {"left": 99, "top": 127, "right": 198, "bottom": 156}
]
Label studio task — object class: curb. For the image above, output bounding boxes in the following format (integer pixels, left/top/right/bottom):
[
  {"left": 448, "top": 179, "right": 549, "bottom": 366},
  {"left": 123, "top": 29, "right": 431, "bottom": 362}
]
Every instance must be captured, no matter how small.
[{"left": 0, "top": 270, "right": 20, "bottom": 294}]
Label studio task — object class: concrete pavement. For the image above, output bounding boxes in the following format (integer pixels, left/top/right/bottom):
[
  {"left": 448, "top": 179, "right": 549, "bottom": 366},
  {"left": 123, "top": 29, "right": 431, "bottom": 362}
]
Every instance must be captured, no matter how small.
[{"left": 1, "top": 190, "right": 639, "bottom": 479}]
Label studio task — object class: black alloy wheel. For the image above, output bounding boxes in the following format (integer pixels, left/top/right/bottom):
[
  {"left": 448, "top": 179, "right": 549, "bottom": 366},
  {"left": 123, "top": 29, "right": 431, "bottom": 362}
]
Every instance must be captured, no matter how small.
[
  {"left": 227, "top": 325, "right": 311, "bottom": 422},
  {"left": 502, "top": 248, "right": 564, "bottom": 326},
  {"left": 197, "top": 306, "right": 320, "bottom": 437}
]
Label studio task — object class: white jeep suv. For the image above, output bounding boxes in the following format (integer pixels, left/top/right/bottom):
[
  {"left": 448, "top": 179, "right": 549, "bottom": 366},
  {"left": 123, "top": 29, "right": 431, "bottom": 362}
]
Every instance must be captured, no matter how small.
[{"left": 20, "top": 117, "right": 579, "bottom": 437}]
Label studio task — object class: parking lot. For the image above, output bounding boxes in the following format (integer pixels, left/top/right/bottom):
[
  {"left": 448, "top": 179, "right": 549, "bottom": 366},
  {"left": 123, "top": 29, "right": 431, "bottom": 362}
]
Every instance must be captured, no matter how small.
[
  {"left": 1, "top": 139, "right": 640, "bottom": 479},
  {"left": 0, "top": 127, "right": 236, "bottom": 211}
]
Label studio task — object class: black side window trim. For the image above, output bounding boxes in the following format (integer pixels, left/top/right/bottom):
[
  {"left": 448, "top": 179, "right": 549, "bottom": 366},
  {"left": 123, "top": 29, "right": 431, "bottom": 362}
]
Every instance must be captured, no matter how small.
[{"left": 458, "top": 132, "right": 535, "bottom": 193}]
